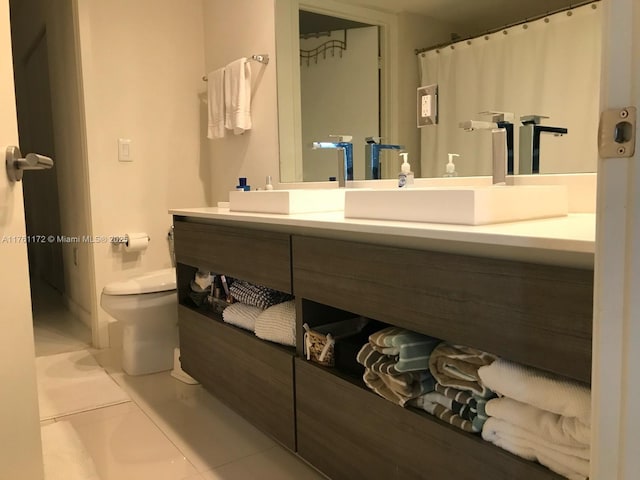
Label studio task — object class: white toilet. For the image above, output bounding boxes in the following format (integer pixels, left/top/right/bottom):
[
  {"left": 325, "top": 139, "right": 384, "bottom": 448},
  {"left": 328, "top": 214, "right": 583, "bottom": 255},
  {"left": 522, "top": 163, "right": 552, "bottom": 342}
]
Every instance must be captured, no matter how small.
[{"left": 100, "top": 267, "right": 178, "bottom": 375}]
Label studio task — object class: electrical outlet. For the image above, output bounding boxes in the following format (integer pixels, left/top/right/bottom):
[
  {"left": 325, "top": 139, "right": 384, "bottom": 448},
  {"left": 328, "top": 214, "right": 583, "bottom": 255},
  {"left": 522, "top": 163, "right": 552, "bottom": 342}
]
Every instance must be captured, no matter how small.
[{"left": 417, "top": 84, "right": 438, "bottom": 127}]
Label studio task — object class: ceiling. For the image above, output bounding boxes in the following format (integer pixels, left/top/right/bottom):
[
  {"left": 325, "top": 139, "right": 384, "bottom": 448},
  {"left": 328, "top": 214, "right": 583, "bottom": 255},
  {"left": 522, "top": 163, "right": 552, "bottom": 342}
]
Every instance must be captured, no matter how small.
[{"left": 334, "top": 0, "right": 591, "bottom": 38}]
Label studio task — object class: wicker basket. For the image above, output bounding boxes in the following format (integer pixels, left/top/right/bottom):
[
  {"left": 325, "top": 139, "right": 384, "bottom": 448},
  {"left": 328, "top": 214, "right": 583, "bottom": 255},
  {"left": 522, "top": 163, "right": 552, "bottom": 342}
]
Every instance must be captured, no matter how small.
[{"left": 303, "top": 317, "right": 369, "bottom": 367}]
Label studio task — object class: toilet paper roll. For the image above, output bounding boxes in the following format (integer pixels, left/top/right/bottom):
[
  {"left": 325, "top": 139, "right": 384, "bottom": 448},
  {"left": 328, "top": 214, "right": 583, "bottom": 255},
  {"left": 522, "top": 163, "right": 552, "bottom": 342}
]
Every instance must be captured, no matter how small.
[{"left": 124, "top": 232, "right": 149, "bottom": 252}]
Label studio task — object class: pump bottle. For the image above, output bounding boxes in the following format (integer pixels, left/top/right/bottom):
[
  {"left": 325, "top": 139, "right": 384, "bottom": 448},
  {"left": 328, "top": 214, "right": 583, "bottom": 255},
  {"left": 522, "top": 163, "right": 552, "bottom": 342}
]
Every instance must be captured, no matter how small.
[
  {"left": 444, "top": 153, "right": 460, "bottom": 177},
  {"left": 398, "top": 152, "right": 414, "bottom": 188}
]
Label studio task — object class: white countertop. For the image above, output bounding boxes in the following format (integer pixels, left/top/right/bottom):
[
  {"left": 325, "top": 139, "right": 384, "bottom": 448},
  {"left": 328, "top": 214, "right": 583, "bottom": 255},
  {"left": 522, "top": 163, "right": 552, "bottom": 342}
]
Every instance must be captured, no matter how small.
[{"left": 170, "top": 207, "right": 596, "bottom": 269}]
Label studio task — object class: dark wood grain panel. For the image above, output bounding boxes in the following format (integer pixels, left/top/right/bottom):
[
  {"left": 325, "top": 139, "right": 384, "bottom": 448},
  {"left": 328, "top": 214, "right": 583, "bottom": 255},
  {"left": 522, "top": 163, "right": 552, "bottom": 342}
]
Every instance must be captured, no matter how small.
[
  {"left": 295, "top": 359, "right": 562, "bottom": 480},
  {"left": 292, "top": 235, "right": 593, "bottom": 383},
  {"left": 178, "top": 305, "right": 296, "bottom": 449},
  {"left": 173, "top": 218, "right": 292, "bottom": 293}
]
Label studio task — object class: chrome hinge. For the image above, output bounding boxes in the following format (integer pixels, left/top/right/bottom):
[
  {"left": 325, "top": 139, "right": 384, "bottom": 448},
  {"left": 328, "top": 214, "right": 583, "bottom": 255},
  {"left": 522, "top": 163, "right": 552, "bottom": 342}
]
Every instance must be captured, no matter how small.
[{"left": 598, "top": 106, "right": 636, "bottom": 158}]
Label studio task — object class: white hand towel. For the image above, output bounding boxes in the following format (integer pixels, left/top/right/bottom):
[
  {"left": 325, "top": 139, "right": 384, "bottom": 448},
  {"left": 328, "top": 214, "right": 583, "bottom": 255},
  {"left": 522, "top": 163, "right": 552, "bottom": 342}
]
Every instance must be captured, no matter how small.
[
  {"left": 254, "top": 300, "right": 295, "bottom": 347},
  {"left": 478, "top": 358, "right": 591, "bottom": 424},
  {"left": 206, "top": 67, "right": 225, "bottom": 139},
  {"left": 482, "top": 417, "right": 590, "bottom": 480},
  {"left": 485, "top": 397, "right": 591, "bottom": 448},
  {"left": 224, "top": 58, "right": 252, "bottom": 134},
  {"left": 222, "top": 302, "right": 263, "bottom": 332}
]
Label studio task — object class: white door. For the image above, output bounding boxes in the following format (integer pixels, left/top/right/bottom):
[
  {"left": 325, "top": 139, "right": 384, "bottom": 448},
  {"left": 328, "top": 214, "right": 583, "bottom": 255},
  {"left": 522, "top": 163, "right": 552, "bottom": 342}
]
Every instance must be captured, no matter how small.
[
  {"left": 592, "top": 0, "right": 640, "bottom": 478},
  {"left": 0, "top": 1, "right": 45, "bottom": 479}
]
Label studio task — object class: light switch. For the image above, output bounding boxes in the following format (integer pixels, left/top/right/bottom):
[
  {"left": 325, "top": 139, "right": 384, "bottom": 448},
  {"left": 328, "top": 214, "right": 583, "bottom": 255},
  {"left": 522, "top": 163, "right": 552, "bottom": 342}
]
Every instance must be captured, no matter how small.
[{"left": 118, "top": 138, "right": 132, "bottom": 162}]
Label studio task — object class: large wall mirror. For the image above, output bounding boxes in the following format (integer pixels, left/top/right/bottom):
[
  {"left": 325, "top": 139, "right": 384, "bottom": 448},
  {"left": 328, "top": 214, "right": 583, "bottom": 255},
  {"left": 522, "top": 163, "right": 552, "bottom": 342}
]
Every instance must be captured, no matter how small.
[{"left": 276, "top": 0, "right": 600, "bottom": 183}]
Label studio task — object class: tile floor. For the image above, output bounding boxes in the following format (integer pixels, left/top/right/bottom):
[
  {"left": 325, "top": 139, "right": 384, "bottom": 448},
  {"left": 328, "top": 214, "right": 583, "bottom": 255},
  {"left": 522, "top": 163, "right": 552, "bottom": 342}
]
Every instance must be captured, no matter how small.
[{"left": 33, "top": 284, "right": 326, "bottom": 480}]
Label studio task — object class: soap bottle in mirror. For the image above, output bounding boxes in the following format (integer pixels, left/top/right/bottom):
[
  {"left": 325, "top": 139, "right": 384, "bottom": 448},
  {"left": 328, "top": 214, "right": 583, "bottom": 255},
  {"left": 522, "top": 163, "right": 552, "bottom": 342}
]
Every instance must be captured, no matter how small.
[
  {"left": 444, "top": 153, "right": 460, "bottom": 177},
  {"left": 398, "top": 152, "right": 414, "bottom": 188}
]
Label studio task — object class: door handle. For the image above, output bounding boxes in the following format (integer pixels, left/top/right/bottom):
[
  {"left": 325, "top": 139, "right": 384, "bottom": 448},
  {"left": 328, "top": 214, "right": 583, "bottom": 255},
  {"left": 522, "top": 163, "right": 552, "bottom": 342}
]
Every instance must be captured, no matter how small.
[{"left": 5, "top": 145, "right": 54, "bottom": 182}]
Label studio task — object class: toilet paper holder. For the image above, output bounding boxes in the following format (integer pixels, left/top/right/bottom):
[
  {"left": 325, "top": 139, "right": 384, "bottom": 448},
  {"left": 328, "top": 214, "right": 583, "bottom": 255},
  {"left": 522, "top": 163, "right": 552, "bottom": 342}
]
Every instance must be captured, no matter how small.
[{"left": 111, "top": 234, "right": 151, "bottom": 246}]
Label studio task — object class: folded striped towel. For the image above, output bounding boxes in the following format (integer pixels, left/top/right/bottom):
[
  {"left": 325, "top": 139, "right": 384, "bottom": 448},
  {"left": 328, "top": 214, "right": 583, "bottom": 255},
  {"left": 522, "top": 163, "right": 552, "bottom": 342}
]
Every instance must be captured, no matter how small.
[
  {"left": 369, "top": 326, "right": 440, "bottom": 372},
  {"left": 222, "top": 302, "right": 262, "bottom": 332},
  {"left": 357, "top": 343, "right": 435, "bottom": 406},
  {"left": 254, "top": 300, "right": 296, "bottom": 346},
  {"left": 410, "top": 383, "right": 492, "bottom": 433},
  {"left": 229, "top": 280, "right": 293, "bottom": 310},
  {"left": 483, "top": 417, "right": 589, "bottom": 480},
  {"left": 477, "top": 358, "right": 591, "bottom": 424},
  {"left": 428, "top": 343, "right": 496, "bottom": 397}
]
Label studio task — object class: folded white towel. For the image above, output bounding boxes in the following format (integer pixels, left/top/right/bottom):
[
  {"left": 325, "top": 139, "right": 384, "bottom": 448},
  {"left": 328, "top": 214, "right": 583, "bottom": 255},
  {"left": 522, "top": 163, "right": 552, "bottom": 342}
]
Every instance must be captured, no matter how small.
[
  {"left": 222, "top": 302, "right": 263, "bottom": 332},
  {"left": 224, "top": 57, "right": 252, "bottom": 135},
  {"left": 478, "top": 358, "right": 591, "bottom": 424},
  {"left": 254, "top": 300, "right": 295, "bottom": 346},
  {"left": 483, "top": 417, "right": 589, "bottom": 480},
  {"left": 486, "top": 397, "right": 591, "bottom": 449},
  {"left": 206, "top": 67, "right": 225, "bottom": 139}
]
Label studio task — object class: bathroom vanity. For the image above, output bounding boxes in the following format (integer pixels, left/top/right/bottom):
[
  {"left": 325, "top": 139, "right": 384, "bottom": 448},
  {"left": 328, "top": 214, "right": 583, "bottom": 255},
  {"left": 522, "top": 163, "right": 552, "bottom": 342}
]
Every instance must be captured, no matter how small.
[{"left": 171, "top": 207, "right": 595, "bottom": 480}]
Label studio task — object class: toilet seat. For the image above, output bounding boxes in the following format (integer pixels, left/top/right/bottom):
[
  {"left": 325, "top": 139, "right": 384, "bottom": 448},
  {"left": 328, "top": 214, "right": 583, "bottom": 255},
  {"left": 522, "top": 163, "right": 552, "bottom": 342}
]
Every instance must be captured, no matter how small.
[{"left": 103, "top": 268, "right": 176, "bottom": 295}]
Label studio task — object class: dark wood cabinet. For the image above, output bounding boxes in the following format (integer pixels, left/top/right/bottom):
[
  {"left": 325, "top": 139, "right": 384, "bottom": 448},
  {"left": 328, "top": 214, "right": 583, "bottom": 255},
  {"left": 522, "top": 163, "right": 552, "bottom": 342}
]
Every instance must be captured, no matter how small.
[
  {"left": 173, "top": 216, "right": 594, "bottom": 479},
  {"left": 173, "top": 218, "right": 292, "bottom": 293},
  {"left": 178, "top": 306, "right": 296, "bottom": 450},
  {"left": 295, "top": 359, "right": 563, "bottom": 480},
  {"left": 292, "top": 235, "right": 593, "bottom": 384}
]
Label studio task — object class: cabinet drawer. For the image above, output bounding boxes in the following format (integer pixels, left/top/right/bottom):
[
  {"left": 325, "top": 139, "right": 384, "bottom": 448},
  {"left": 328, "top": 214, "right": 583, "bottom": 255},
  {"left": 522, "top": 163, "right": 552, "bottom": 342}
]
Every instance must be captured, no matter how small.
[
  {"left": 292, "top": 235, "right": 593, "bottom": 383},
  {"left": 178, "top": 305, "right": 296, "bottom": 449},
  {"left": 173, "top": 219, "right": 291, "bottom": 293},
  {"left": 295, "top": 359, "right": 562, "bottom": 480}
]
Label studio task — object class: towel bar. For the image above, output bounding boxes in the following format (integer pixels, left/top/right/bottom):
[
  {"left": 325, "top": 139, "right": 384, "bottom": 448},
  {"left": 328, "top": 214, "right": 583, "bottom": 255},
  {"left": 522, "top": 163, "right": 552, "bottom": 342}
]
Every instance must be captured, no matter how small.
[{"left": 203, "top": 54, "right": 269, "bottom": 81}]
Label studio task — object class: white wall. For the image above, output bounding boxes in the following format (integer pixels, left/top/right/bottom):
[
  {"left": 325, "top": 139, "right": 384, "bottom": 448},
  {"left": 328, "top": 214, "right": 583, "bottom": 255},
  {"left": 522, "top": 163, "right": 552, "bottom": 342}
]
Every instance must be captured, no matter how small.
[
  {"left": 202, "top": 0, "right": 279, "bottom": 202},
  {"left": 76, "top": 0, "right": 208, "bottom": 347},
  {"left": 300, "top": 27, "right": 378, "bottom": 181},
  {"left": 49, "top": 0, "right": 95, "bottom": 326}
]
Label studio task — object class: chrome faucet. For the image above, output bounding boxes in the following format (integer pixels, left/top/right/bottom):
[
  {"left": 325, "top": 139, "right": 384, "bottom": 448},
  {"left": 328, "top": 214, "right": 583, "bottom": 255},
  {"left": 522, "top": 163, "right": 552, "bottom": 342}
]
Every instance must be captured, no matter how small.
[
  {"left": 311, "top": 135, "right": 353, "bottom": 187},
  {"left": 459, "top": 112, "right": 514, "bottom": 185},
  {"left": 519, "top": 115, "right": 568, "bottom": 174},
  {"left": 364, "top": 137, "right": 404, "bottom": 180}
]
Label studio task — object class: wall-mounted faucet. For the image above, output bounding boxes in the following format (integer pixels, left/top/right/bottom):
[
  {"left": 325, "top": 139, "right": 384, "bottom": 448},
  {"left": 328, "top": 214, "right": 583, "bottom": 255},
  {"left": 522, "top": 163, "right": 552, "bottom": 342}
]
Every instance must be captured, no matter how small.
[
  {"left": 364, "top": 137, "right": 404, "bottom": 180},
  {"left": 311, "top": 135, "right": 353, "bottom": 187},
  {"left": 519, "top": 115, "right": 568, "bottom": 174},
  {"left": 459, "top": 111, "right": 514, "bottom": 185}
]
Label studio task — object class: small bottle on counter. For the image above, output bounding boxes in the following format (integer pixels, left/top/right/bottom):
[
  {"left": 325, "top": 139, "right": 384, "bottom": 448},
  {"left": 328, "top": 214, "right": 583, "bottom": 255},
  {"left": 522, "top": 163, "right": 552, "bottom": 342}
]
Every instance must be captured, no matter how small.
[
  {"left": 398, "top": 152, "right": 414, "bottom": 188},
  {"left": 444, "top": 153, "right": 460, "bottom": 177},
  {"left": 236, "top": 177, "right": 250, "bottom": 191}
]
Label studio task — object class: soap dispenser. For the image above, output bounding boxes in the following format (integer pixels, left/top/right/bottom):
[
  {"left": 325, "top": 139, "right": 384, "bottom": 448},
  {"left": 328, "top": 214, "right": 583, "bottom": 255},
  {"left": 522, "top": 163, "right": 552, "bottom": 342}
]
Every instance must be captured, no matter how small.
[
  {"left": 398, "top": 152, "right": 414, "bottom": 188},
  {"left": 444, "top": 153, "right": 460, "bottom": 177}
]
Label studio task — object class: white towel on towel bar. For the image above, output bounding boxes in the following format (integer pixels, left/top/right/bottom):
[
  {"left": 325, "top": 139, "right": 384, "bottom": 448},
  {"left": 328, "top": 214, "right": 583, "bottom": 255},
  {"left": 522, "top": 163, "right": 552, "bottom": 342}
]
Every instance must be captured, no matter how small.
[
  {"left": 224, "top": 57, "right": 252, "bottom": 134},
  {"left": 207, "top": 67, "right": 225, "bottom": 139}
]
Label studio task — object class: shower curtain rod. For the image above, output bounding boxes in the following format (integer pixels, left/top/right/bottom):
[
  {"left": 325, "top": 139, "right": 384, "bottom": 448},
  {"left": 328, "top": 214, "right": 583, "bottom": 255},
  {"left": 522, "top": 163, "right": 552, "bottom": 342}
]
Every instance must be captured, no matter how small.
[
  {"left": 414, "top": 0, "right": 599, "bottom": 55},
  {"left": 202, "top": 54, "right": 269, "bottom": 81}
]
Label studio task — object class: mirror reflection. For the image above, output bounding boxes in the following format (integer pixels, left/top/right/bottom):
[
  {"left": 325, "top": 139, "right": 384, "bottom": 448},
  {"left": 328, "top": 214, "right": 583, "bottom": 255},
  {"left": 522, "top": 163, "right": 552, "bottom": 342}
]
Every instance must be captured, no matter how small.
[{"left": 278, "top": 0, "right": 601, "bottom": 183}]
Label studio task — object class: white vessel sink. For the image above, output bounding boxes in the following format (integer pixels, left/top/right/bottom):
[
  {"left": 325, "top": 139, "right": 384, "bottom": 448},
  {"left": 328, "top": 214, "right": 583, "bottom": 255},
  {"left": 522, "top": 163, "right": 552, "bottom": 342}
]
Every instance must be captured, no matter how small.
[
  {"left": 344, "top": 185, "right": 568, "bottom": 225},
  {"left": 229, "top": 189, "right": 345, "bottom": 214}
]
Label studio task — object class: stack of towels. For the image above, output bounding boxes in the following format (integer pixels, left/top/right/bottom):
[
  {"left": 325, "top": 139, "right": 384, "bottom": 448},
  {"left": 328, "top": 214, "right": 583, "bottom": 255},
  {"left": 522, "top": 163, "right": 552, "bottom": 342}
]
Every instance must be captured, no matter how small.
[
  {"left": 207, "top": 57, "right": 252, "bottom": 139},
  {"left": 410, "top": 343, "right": 497, "bottom": 433},
  {"left": 356, "top": 327, "right": 439, "bottom": 406},
  {"left": 478, "top": 359, "right": 591, "bottom": 480},
  {"left": 221, "top": 280, "right": 296, "bottom": 347}
]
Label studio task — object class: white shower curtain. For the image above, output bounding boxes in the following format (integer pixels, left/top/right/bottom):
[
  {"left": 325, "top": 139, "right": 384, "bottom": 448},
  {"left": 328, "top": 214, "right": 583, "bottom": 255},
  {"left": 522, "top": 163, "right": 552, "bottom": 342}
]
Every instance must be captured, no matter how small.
[{"left": 419, "top": 3, "right": 602, "bottom": 178}]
